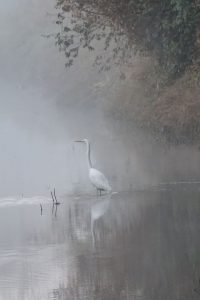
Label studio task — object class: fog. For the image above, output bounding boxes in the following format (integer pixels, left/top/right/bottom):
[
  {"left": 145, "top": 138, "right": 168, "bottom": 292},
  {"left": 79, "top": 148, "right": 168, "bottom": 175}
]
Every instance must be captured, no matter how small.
[
  {"left": 1, "top": 0, "right": 200, "bottom": 198},
  {"left": 0, "top": 0, "right": 145, "bottom": 197},
  {"left": 2, "top": 2, "right": 200, "bottom": 300}
]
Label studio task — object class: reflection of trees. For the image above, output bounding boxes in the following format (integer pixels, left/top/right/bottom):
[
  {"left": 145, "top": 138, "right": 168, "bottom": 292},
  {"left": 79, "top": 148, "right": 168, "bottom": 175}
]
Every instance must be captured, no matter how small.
[{"left": 53, "top": 191, "right": 200, "bottom": 299}]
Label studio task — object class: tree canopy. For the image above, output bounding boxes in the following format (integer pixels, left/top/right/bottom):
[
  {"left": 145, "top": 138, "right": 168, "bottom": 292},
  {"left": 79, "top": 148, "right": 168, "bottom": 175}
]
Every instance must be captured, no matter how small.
[{"left": 55, "top": 0, "right": 200, "bottom": 78}]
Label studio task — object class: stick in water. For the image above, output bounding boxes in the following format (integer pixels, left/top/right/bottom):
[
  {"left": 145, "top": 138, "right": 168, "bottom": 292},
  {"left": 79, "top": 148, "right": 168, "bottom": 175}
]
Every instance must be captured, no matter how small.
[
  {"left": 54, "top": 188, "right": 60, "bottom": 205},
  {"left": 51, "top": 191, "right": 55, "bottom": 204},
  {"left": 40, "top": 203, "right": 43, "bottom": 215},
  {"left": 54, "top": 188, "right": 58, "bottom": 203}
]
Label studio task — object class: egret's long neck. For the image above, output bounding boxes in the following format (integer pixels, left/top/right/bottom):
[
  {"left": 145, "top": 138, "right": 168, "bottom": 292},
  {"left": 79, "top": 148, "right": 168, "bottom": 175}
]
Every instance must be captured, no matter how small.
[{"left": 86, "top": 140, "right": 92, "bottom": 168}]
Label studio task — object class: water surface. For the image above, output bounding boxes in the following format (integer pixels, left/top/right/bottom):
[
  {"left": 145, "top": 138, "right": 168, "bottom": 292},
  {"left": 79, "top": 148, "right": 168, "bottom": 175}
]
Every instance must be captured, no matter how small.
[{"left": 1, "top": 188, "right": 200, "bottom": 299}]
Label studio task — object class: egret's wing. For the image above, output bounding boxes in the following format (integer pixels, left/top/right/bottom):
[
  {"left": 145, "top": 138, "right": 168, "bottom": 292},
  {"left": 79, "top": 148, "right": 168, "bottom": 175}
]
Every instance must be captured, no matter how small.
[{"left": 89, "top": 168, "right": 111, "bottom": 191}]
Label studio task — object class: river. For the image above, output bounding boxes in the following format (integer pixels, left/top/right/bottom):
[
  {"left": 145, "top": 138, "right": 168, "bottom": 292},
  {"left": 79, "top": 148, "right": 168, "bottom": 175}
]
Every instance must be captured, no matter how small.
[{"left": 1, "top": 189, "right": 200, "bottom": 299}]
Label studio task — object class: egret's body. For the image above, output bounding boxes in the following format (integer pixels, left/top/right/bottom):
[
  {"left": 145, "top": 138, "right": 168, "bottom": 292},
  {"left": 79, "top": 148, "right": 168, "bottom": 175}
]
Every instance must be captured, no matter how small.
[
  {"left": 89, "top": 168, "right": 111, "bottom": 194},
  {"left": 75, "top": 139, "right": 111, "bottom": 195}
]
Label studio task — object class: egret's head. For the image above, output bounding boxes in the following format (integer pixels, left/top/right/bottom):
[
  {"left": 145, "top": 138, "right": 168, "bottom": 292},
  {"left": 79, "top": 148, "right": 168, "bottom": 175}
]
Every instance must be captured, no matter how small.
[{"left": 74, "top": 138, "right": 89, "bottom": 144}]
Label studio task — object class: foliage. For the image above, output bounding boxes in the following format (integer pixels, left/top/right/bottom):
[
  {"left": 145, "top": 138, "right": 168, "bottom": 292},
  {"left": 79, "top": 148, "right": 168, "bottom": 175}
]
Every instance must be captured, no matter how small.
[{"left": 55, "top": 0, "right": 200, "bottom": 78}]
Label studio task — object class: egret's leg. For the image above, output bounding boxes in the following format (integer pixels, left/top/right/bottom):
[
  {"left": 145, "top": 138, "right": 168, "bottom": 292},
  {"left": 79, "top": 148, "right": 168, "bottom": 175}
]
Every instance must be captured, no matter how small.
[{"left": 100, "top": 189, "right": 102, "bottom": 196}]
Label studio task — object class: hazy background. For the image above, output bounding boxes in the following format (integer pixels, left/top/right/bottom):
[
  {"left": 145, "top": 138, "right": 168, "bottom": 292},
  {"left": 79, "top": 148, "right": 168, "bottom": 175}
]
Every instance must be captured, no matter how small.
[{"left": 1, "top": 0, "right": 200, "bottom": 197}]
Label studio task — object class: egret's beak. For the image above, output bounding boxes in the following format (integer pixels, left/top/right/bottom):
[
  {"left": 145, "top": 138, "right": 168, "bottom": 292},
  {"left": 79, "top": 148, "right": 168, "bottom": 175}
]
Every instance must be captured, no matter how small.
[{"left": 74, "top": 140, "right": 84, "bottom": 143}]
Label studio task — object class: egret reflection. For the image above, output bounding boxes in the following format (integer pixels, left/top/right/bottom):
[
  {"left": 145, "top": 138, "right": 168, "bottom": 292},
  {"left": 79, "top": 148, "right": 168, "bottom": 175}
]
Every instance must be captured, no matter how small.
[{"left": 91, "top": 195, "right": 111, "bottom": 246}]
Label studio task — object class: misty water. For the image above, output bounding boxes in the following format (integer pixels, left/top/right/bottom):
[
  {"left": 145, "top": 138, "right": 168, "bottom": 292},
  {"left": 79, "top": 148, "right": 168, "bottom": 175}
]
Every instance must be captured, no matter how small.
[
  {"left": 1, "top": 190, "right": 200, "bottom": 299},
  {"left": 1, "top": 0, "right": 200, "bottom": 299}
]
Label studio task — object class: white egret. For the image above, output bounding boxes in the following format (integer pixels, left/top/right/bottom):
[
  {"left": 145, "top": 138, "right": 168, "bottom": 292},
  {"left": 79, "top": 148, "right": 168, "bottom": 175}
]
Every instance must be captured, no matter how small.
[{"left": 74, "top": 139, "right": 112, "bottom": 195}]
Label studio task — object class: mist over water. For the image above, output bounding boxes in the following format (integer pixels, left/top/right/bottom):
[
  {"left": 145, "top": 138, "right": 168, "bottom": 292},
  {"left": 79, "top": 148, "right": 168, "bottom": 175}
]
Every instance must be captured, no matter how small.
[
  {"left": 0, "top": 0, "right": 110, "bottom": 196},
  {"left": 0, "top": 0, "right": 150, "bottom": 197},
  {"left": 1, "top": 0, "right": 200, "bottom": 198},
  {"left": 2, "top": 1, "right": 200, "bottom": 300}
]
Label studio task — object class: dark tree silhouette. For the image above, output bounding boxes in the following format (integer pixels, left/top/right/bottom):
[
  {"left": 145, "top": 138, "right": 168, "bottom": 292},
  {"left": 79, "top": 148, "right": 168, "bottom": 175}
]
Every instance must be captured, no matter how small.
[{"left": 55, "top": 0, "right": 200, "bottom": 78}]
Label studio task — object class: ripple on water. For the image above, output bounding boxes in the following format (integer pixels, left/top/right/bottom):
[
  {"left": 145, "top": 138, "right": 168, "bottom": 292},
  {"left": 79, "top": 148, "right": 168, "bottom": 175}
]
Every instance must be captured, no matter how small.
[{"left": 0, "top": 196, "right": 51, "bottom": 208}]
